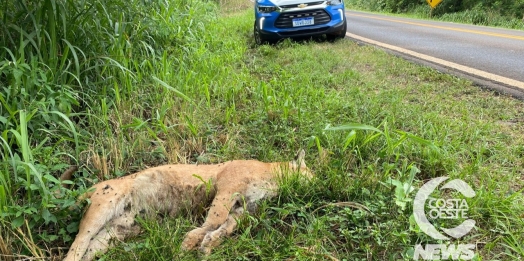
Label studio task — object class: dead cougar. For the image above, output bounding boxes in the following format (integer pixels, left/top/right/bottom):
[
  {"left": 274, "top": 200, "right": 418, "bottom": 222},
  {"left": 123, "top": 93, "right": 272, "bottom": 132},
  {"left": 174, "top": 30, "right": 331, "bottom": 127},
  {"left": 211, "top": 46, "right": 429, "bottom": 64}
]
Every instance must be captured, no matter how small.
[{"left": 64, "top": 150, "right": 311, "bottom": 261}]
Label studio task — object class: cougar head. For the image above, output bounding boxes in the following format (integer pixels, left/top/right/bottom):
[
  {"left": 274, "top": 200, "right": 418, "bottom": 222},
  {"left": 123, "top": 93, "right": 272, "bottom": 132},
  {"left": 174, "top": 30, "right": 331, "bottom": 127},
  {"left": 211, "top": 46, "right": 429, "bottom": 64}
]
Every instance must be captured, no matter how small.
[{"left": 290, "top": 149, "right": 313, "bottom": 178}]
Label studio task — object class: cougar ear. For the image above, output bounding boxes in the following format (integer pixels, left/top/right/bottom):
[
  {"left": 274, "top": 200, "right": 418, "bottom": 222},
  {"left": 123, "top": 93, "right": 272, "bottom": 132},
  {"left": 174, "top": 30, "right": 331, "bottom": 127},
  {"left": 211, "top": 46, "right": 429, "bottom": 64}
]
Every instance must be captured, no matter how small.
[{"left": 292, "top": 149, "right": 306, "bottom": 169}]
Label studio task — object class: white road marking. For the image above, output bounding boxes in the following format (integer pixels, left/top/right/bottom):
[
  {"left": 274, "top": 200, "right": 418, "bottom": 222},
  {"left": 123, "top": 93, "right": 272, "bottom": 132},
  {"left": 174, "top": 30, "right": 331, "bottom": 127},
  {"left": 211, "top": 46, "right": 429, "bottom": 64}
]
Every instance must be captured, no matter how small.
[{"left": 346, "top": 32, "right": 524, "bottom": 90}]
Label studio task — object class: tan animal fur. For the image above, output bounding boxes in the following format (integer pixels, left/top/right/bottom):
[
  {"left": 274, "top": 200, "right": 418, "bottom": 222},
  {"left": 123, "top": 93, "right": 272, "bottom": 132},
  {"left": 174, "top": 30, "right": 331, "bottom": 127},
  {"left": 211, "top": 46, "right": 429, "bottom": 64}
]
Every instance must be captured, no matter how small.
[{"left": 64, "top": 150, "right": 311, "bottom": 261}]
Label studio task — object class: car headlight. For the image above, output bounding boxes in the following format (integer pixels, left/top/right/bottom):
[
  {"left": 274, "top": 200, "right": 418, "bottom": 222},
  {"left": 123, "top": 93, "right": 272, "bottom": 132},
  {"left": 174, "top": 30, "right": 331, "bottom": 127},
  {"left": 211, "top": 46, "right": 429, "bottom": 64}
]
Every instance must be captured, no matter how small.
[
  {"left": 257, "top": 5, "right": 278, "bottom": 13},
  {"left": 326, "top": 0, "right": 342, "bottom": 5}
]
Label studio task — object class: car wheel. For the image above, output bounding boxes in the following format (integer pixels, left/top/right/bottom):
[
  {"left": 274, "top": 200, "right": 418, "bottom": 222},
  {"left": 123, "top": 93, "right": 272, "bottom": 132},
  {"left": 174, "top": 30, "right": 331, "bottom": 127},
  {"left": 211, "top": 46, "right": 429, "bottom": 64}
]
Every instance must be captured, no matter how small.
[
  {"left": 254, "top": 22, "right": 268, "bottom": 45},
  {"left": 327, "top": 20, "right": 347, "bottom": 41}
]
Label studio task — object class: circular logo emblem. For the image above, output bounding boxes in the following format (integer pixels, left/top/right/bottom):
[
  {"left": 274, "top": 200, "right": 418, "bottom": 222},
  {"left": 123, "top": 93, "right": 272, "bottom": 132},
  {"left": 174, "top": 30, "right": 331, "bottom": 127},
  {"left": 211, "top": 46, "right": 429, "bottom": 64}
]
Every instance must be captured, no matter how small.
[{"left": 413, "top": 177, "right": 476, "bottom": 240}]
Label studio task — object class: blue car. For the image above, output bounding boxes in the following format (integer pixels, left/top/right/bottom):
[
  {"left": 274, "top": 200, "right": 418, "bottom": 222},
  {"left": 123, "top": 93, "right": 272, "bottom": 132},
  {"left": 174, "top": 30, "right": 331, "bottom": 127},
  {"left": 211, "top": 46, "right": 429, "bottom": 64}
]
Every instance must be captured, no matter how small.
[{"left": 254, "top": 0, "right": 346, "bottom": 44}]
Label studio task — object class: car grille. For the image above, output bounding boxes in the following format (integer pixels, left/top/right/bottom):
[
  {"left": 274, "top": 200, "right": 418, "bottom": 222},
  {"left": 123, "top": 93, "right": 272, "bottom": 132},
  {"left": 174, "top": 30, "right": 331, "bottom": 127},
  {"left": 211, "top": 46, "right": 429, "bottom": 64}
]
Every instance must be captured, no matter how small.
[
  {"left": 279, "top": 1, "right": 324, "bottom": 8},
  {"left": 274, "top": 9, "right": 331, "bottom": 28}
]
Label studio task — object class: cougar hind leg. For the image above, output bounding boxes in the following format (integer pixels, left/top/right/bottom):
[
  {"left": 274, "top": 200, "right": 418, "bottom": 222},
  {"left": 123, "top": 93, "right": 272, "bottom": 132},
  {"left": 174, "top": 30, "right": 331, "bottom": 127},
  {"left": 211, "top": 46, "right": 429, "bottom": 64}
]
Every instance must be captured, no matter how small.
[
  {"left": 64, "top": 181, "right": 132, "bottom": 261},
  {"left": 81, "top": 209, "right": 140, "bottom": 260}
]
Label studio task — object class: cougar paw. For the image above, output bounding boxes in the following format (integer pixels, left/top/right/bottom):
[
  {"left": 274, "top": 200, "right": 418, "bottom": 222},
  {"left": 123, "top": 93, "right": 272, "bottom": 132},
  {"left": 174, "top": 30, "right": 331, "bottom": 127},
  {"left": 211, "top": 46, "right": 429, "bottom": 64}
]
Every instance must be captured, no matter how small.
[
  {"left": 181, "top": 228, "right": 207, "bottom": 251},
  {"left": 199, "top": 226, "right": 228, "bottom": 255}
]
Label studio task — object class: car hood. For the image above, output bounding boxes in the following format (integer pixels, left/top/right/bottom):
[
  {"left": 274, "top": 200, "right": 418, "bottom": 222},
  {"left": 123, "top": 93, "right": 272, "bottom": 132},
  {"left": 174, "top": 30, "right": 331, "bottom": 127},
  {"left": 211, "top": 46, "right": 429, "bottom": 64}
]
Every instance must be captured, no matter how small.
[{"left": 264, "top": 0, "right": 324, "bottom": 6}]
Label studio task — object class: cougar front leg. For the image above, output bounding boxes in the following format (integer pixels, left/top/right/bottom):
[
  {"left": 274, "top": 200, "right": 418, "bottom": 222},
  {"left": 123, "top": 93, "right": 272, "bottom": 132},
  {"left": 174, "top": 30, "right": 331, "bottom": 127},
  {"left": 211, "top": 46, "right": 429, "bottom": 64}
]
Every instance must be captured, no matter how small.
[
  {"left": 181, "top": 189, "right": 240, "bottom": 251},
  {"left": 199, "top": 206, "right": 244, "bottom": 255}
]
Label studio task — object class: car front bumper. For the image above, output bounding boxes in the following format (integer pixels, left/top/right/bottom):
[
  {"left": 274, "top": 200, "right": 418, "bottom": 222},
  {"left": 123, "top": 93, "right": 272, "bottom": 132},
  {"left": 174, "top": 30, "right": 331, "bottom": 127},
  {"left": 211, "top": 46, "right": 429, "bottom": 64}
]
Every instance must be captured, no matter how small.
[{"left": 256, "top": 6, "right": 346, "bottom": 40}]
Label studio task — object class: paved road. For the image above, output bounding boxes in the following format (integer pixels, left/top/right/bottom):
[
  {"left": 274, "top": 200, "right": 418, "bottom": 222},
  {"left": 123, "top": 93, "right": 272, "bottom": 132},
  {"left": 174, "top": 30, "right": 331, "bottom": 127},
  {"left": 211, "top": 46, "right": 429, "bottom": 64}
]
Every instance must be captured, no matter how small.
[{"left": 345, "top": 10, "right": 524, "bottom": 96}]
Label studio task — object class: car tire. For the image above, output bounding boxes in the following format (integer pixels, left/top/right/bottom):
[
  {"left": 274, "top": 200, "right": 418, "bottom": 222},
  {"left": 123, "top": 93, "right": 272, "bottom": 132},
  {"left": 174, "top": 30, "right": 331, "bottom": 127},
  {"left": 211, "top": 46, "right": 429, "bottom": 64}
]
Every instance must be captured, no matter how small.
[
  {"left": 254, "top": 22, "right": 269, "bottom": 45},
  {"left": 327, "top": 19, "right": 347, "bottom": 41}
]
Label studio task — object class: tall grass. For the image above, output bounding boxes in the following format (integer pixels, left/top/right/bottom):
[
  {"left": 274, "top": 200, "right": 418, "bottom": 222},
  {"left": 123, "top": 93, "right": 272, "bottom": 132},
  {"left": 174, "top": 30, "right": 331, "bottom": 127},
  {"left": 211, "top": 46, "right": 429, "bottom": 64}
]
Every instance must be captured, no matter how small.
[{"left": 0, "top": 0, "right": 218, "bottom": 257}]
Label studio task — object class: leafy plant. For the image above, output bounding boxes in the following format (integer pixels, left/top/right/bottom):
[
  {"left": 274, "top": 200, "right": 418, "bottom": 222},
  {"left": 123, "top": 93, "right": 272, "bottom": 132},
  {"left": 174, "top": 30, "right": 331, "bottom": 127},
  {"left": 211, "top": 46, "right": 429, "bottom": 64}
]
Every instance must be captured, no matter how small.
[{"left": 381, "top": 165, "right": 419, "bottom": 211}]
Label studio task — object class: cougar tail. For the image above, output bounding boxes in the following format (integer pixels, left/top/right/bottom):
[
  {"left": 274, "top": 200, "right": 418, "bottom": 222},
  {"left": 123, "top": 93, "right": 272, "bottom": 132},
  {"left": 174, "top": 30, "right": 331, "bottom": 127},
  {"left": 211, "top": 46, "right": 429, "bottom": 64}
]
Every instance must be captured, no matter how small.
[{"left": 60, "top": 165, "right": 78, "bottom": 189}]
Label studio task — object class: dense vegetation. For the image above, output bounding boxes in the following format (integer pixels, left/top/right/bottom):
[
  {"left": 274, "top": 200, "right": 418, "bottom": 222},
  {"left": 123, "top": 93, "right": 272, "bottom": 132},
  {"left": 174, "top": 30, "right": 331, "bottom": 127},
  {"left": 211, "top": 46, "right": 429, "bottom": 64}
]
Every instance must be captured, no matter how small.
[
  {"left": 347, "top": 0, "right": 524, "bottom": 28},
  {"left": 1, "top": 0, "right": 219, "bottom": 258},
  {"left": 1, "top": 0, "right": 523, "bottom": 260}
]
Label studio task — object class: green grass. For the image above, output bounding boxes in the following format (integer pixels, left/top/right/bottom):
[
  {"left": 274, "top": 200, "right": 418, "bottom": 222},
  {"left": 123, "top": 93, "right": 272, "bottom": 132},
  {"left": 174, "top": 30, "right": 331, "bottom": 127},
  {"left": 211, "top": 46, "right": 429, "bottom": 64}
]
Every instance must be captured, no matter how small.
[
  {"left": 99, "top": 4, "right": 523, "bottom": 261},
  {"left": 1, "top": 0, "right": 524, "bottom": 260}
]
